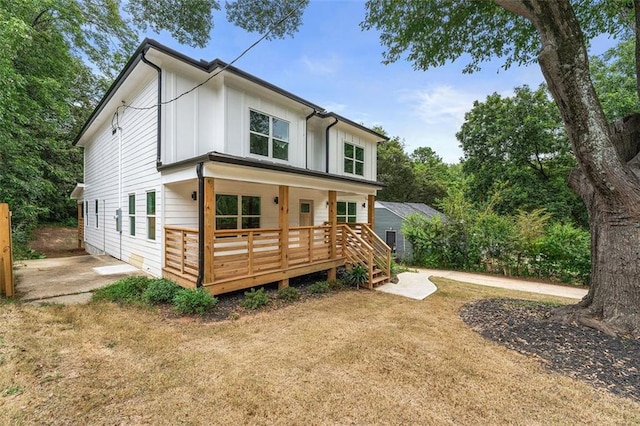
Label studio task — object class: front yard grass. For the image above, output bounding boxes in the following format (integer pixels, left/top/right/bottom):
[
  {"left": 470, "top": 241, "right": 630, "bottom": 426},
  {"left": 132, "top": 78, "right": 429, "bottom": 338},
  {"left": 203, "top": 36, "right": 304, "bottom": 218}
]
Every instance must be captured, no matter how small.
[{"left": 1, "top": 279, "right": 638, "bottom": 424}]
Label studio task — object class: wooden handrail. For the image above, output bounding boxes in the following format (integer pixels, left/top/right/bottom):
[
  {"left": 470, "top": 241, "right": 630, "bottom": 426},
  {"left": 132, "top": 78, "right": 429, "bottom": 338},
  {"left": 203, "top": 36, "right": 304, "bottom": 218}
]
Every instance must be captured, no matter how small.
[{"left": 165, "top": 225, "right": 198, "bottom": 233}]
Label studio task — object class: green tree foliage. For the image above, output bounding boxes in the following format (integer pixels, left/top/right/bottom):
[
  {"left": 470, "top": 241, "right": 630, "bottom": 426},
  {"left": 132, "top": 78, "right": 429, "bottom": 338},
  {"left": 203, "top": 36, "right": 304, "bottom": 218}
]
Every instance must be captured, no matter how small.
[
  {"left": 411, "top": 147, "right": 449, "bottom": 205},
  {"left": 591, "top": 38, "right": 640, "bottom": 121},
  {"left": 0, "top": 0, "right": 220, "bottom": 253},
  {"left": 375, "top": 127, "right": 454, "bottom": 206},
  {"left": 457, "top": 85, "right": 586, "bottom": 225},
  {"left": 376, "top": 136, "right": 416, "bottom": 202},
  {"left": 402, "top": 190, "right": 590, "bottom": 285}
]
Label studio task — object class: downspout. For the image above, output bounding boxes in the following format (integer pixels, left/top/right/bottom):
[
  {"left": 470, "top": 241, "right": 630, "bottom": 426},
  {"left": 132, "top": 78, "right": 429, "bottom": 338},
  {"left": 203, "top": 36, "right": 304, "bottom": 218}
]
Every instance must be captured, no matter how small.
[
  {"left": 141, "top": 50, "right": 162, "bottom": 167},
  {"left": 325, "top": 117, "right": 339, "bottom": 173},
  {"left": 304, "top": 109, "right": 316, "bottom": 170},
  {"left": 195, "top": 162, "right": 204, "bottom": 288}
]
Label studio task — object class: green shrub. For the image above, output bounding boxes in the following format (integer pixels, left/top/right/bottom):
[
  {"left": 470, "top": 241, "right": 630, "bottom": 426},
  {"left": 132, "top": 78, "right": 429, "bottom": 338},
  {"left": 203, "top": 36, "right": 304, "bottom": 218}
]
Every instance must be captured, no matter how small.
[
  {"left": 277, "top": 286, "right": 300, "bottom": 302},
  {"left": 534, "top": 223, "right": 591, "bottom": 285},
  {"left": 390, "top": 260, "right": 411, "bottom": 277},
  {"left": 92, "top": 276, "right": 150, "bottom": 303},
  {"left": 172, "top": 288, "right": 218, "bottom": 315},
  {"left": 242, "top": 288, "right": 269, "bottom": 310},
  {"left": 342, "top": 264, "right": 369, "bottom": 288},
  {"left": 326, "top": 280, "right": 343, "bottom": 291},
  {"left": 309, "top": 281, "right": 329, "bottom": 294},
  {"left": 142, "top": 279, "right": 182, "bottom": 305}
]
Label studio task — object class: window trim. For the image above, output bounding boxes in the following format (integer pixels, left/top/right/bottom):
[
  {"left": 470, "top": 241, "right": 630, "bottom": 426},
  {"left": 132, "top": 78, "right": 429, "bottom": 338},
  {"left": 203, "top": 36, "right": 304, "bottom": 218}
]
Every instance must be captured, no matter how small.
[
  {"left": 248, "top": 109, "right": 290, "bottom": 162},
  {"left": 343, "top": 142, "right": 365, "bottom": 177},
  {"left": 215, "top": 193, "right": 261, "bottom": 230},
  {"left": 146, "top": 190, "right": 156, "bottom": 241},
  {"left": 128, "top": 193, "right": 136, "bottom": 237},
  {"left": 336, "top": 201, "right": 357, "bottom": 223}
]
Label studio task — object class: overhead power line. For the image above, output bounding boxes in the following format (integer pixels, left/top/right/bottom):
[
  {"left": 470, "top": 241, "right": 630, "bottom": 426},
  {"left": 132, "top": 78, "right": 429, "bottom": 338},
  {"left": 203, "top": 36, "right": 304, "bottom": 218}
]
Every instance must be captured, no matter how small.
[{"left": 122, "top": 0, "right": 306, "bottom": 112}]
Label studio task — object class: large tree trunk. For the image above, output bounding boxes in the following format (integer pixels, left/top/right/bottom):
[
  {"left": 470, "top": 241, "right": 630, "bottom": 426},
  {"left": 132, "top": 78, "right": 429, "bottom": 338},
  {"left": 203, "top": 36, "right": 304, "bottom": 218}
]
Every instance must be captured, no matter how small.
[{"left": 496, "top": 0, "right": 640, "bottom": 335}]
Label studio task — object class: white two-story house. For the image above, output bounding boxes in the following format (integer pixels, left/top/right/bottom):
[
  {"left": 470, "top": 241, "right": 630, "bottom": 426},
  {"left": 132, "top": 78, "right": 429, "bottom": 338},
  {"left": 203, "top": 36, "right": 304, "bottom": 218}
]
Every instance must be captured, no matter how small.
[{"left": 71, "top": 39, "right": 390, "bottom": 295}]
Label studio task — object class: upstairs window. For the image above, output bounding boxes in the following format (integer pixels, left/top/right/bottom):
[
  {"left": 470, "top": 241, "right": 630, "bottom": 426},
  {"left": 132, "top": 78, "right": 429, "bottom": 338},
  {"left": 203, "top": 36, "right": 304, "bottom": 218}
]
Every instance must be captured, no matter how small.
[
  {"left": 249, "top": 110, "right": 289, "bottom": 161},
  {"left": 337, "top": 201, "right": 357, "bottom": 223},
  {"left": 216, "top": 194, "right": 261, "bottom": 230},
  {"left": 344, "top": 143, "right": 364, "bottom": 176}
]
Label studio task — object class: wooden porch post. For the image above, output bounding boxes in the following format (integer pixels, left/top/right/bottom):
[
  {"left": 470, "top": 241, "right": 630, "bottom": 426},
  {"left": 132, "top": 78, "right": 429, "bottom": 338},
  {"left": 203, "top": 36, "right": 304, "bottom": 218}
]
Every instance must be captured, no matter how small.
[
  {"left": 0, "top": 203, "right": 14, "bottom": 297},
  {"left": 279, "top": 185, "right": 290, "bottom": 289},
  {"left": 204, "top": 177, "right": 215, "bottom": 284},
  {"left": 368, "top": 194, "right": 375, "bottom": 228},
  {"left": 328, "top": 190, "right": 337, "bottom": 281}
]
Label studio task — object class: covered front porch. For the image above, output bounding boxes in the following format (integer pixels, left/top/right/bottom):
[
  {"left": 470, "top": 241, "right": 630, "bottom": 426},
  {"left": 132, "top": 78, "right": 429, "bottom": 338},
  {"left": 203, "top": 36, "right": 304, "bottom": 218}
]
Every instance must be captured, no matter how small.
[{"left": 160, "top": 161, "right": 390, "bottom": 295}]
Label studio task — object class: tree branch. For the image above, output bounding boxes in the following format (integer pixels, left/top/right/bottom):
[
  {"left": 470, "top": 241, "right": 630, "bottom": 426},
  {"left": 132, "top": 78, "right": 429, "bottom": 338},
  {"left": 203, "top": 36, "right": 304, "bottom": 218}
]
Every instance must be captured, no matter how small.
[
  {"left": 32, "top": 8, "right": 50, "bottom": 27},
  {"left": 634, "top": 0, "right": 640, "bottom": 102}
]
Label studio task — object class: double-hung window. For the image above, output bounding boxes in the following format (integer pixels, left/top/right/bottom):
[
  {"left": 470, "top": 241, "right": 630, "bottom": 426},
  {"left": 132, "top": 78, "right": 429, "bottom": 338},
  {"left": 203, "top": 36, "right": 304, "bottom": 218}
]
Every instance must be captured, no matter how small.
[
  {"left": 129, "top": 194, "right": 135, "bottom": 236},
  {"left": 249, "top": 110, "right": 289, "bottom": 161},
  {"left": 146, "top": 191, "right": 156, "bottom": 240},
  {"left": 344, "top": 143, "right": 364, "bottom": 176},
  {"left": 337, "top": 201, "right": 357, "bottom": 223},
  {"left": 95, "top": 200, "right": 99, "bottom": 228},
  {"left": 216, "top": 194, "right": 261, "bottom": 230}
]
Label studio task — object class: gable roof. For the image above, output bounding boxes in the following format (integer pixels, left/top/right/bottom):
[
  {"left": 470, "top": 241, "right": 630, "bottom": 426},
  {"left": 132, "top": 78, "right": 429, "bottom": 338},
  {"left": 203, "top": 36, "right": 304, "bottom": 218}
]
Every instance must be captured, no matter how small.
[
  {"left": 73, "top": 38, "right": 388, "bottom": 146},
  {"left": 375, "top": 201, "right": 444, "bottom": 220}
]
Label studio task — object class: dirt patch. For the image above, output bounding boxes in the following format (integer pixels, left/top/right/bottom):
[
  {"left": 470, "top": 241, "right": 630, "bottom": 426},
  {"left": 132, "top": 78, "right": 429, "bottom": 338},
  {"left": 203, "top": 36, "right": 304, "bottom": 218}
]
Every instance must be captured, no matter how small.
[
  {"left": 460, "top": 298, "right": 640, "bottom": 401},
  {"left": 28, "top": 226, "right": 85, "bottom": 258}
]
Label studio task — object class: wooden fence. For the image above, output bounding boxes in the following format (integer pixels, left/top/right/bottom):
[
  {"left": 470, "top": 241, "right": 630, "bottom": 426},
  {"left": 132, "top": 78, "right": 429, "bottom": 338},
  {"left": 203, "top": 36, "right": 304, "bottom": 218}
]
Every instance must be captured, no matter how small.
[{"left": 0, "top": 203, "right": 14, "bottom": 297}]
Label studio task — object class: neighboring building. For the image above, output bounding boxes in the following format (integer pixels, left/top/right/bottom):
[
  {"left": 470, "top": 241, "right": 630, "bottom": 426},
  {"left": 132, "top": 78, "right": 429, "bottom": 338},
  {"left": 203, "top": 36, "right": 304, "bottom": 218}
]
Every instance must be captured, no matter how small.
[
  {"left": 70, "top": 39, "right": 391, "bottom": 295},
  {"left": 374, "top": 201, "right": 444, "bottom": 261}
]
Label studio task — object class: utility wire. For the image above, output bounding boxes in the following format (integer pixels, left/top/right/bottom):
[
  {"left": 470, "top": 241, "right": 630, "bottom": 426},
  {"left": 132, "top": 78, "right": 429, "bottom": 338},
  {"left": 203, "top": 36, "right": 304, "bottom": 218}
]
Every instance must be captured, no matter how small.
[{"left": 122, "top": 0, "right": 306, "bottom": 112}]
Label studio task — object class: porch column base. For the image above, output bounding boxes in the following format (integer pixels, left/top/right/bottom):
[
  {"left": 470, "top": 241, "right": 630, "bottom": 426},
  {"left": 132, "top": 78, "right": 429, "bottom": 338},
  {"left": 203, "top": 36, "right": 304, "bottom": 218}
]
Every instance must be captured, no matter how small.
[
  {"left": 278, "top": 278, "right": 289, "bottom": 289},
  {"left": 328, "top": 267, "right": 337, "bottom": 281}
]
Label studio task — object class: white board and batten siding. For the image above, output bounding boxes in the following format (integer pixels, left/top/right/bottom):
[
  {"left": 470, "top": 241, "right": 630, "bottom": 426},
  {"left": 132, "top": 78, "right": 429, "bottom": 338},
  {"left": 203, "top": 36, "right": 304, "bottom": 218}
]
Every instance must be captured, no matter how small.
[
  {"left": 328, "top": 124, "right": 378, "bottom": 182},
  {"left": 162, "top": 70, "right": 224, "bottom": 164},
  {"left": 225, "top": 85, "right": 307, "bottom": 168},
  {"left": 83, "top": 76, "right": 164, "bottom": 277}
]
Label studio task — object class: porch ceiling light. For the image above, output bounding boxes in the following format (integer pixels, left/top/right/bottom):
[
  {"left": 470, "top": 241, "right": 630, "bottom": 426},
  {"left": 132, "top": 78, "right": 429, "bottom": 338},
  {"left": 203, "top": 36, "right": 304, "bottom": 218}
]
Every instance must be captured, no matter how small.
[{"left": 273, "top": 196, "right": 279, "bottom": 205}]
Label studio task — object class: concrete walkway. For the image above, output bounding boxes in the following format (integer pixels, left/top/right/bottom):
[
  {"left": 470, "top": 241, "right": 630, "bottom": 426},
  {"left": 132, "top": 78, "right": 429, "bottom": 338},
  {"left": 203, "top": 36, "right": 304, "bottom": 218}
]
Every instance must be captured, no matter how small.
[
  {"left": 377, "top": 269, "right": 588, "bottom": 301},
  {"left": 14, "top": 255, "right": 146, "bottom": 305},
  {"left": 376, "top": 272, "right": 437, "bottom": 300}
]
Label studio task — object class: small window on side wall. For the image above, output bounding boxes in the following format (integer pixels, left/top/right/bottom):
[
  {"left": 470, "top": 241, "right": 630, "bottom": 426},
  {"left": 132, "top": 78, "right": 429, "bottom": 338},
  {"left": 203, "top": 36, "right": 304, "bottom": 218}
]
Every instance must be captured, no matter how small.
[
  {"left": 146, "top": 191, "right": 156, "bottom": 240},
  {"left": 129, "top": 194, "right": 135, "bottom": 236}
]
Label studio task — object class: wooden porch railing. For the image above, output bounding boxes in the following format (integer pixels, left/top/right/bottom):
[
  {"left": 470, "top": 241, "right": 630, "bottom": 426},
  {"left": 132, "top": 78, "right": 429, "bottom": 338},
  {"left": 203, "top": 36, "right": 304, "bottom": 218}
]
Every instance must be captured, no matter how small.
[
  {"left": 164, "top": 222, "right": 391, "bottom": 291},
  {"left": 164, "top": 226, "right": 199, "bottom": 284},
  {"left": 353, "top": 223, "right": 392, "bottom": 280},
  {"left": 338, "top": 224, "right": 376, "bottom": 287}
]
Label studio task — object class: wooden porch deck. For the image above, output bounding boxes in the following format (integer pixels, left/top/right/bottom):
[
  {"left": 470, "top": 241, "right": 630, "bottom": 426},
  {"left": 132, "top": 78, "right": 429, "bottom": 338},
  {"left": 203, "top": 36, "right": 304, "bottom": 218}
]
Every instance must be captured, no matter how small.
[{"left": 163, "top": 223, "right": 391, "bottom": 295}]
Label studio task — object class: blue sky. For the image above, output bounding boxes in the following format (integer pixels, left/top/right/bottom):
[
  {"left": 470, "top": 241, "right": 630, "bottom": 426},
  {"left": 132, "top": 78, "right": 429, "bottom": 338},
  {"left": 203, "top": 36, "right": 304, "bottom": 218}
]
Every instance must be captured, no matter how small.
[{"left": 150, "top": 1, "right": 615, "bottom": 164}]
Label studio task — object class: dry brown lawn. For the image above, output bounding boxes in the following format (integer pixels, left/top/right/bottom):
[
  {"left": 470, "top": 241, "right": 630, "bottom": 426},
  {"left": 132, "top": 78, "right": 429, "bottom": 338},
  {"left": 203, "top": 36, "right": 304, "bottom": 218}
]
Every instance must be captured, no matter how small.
[{"left": 1, "top": 278, "right": 638, "bottom": 425}]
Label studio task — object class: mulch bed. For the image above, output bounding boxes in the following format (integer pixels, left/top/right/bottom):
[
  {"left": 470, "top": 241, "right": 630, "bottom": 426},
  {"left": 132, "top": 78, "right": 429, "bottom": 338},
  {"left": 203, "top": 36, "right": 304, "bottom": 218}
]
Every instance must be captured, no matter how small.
[{"left": 460, "top": 298, "right": 640, "bottom": 401}]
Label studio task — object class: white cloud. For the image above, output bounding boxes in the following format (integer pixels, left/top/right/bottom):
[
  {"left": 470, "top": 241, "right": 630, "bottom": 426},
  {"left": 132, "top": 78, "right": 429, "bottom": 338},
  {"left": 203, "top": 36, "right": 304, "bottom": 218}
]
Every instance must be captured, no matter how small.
[
  {"left": 300, "top": 54, "right": 342, "bottom": 76},
  {"left": 398, "top": 85, "right": 481, "bottom": 126},
  {"left": 321, "top": 102, "right": 347, "bottom": 114}
]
